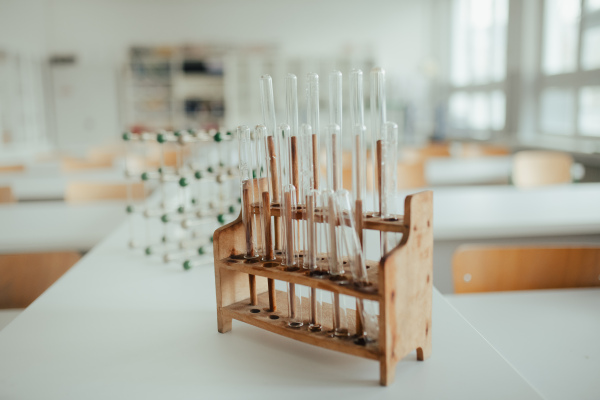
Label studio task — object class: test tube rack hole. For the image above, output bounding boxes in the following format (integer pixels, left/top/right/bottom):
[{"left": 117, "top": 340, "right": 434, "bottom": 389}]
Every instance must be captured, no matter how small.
[{"left": 213, "top": 190, "right": 433, "bottom": 386}]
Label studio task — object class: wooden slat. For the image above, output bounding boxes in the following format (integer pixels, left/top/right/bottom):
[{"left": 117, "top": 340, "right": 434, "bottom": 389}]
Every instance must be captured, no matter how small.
[
  {"left": 218, "top": 257, "right": 381, "bottom": 302},
  {"left": 0, "top": 186, "right": 16, "bottom": 203},
  {"left": 0, "top": 164, "right": 25, "bottom": 173},
  {"left": 223, "top": 290, "right": 380, "bottom": 360},
  {"left": 250, "top": 204, "right": 407, "bottom": 234},
  {"left": 453, "top": 246, "right": 600, "bottom": 294},
  {"left": 0, "top": 252, "right": 81, "bottom": 308}
]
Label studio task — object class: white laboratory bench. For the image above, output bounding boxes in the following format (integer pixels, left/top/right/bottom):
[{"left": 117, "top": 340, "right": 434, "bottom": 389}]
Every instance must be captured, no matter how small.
[
  {"left": 364, "top": 183, "right": 600, "bottom": 293},
  {"left": 0, "top": 221, "right": 542, "bottom": 399},
  {"left": 447, "top": 288, "right": 600, "bottom": 400},
  {"left": 0, "top": 201, "right": 126, "bottom": 253},
  {"left": 0, "top": 166, "right": 127, "bottom": 201}
]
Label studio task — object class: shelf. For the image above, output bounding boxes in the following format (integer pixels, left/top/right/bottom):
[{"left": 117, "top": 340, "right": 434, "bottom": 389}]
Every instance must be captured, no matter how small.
[
  {"left": 217, "top": 255, "right": 381, "bottom": 302},
  {"left": 223, "top": 290, "right": 380, "bottom": 361}
]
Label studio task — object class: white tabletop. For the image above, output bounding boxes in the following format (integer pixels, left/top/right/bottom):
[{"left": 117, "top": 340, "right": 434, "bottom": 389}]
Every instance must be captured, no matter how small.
[
  {"left": 399, "top": 183, "right": 600, "bottom": 240},
  {"left": 447, "top": 288, "right": 600, "bottom": 400},
  {"left": 425, "top": 156, "right": 512, "bottom": 186},
  {"left": 0, "top": 221, "right": 542, "bottom": 399},
  {"left": 0, "top": 166, "right": 127, "bottom": 201},
  {"left": 0, "top": 201, "right": 126, "bottom": 253}
]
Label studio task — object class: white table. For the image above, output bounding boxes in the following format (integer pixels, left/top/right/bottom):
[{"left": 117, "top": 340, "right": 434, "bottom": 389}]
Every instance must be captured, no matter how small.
[
  {"left": 447, "top": 288, "right": 600, "bottom": 400},
  {"left": 0, "top": 166, "right": 127, "bottom": 201},
  {"left": 0, "top": 221, "right": 542, "bottom": 399},
  {"left": 372, "top": 183, "right": 600, "bottom": 293},
  {"left": 0, "top": 201, "right": 126, "bottom": 253},
  {"left": 425, "top": 156, "right": 512, "bottom": 186}
]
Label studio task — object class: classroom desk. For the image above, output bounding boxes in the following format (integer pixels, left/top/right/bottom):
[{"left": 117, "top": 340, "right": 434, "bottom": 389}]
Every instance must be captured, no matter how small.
[
  {"left": 0, "top": 167, "right": 126, "bottom": 201},
  {"left": 447, "top": 288, "right": 600, "bottom": 400},
  {"left": 0, "top": 221, "right": 542, "bottom": 399},
  {"left": 368, "top": 183, "right": 600, "bottom": 293},
  {"left": 0, "top": 201, "right": 126, "bottom": 253}
]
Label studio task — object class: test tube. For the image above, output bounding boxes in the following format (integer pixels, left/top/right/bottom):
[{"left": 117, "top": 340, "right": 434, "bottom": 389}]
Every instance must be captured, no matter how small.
[
  {"left": 279, "top": 123, "right": 292, "bottom": 261},
  {"left": 237, "top": 125, "right": 258, "bottom": 259},
  {"left": 326, "top": 123, "right": 344, "bottom": 278},
  {"left": 379, "top": 121, "right": 399, "bottom": 256},
  {"left": 306, "top": 73, "right": 320, "bottom": 190},
  {"left": 325, "top": 189, "right": 349, "bottom": 336},
  {"left": 299, "top": 123, "right": 314, "bottom": 269},
  {"left": 286, "top": 74, "right": 299, "bottom": 139},
  {"left": 260, "top": 75, "right": 277, "bottom": 145},
  {"left": 283, "top": 184, "right": 302, "bottom": 327},
  {"left": 261, "top": 75, "right": 281, "bottom": 252},
  {"left": 255, "top": 125, "right": 273, "bottom": 261},
  {"left": 349, "top": 69, "right": 365, "bottom": 129},
  {"left": 329, "top": 70, "right": 343, "bottom": 132},
  {"left": 306, "top": 188, "right": 322, "bottom": 331},
  {"left": 252, "top": 125, "right": 269, "bottom": 258},
  {"left": 351, "top": 124, "right": 367, "bottom": 246},
  {"left": 326, "top": 124, "right": 342, "bottom": 191},
  {"left": 336, "top": 190, "right": 368, "bottom": 283},
  {"left": 370, "top": 67, "right": 386, "bottom": 216},
  {"left": 337, "top": 189, "right": 378, "bottom": 340}
]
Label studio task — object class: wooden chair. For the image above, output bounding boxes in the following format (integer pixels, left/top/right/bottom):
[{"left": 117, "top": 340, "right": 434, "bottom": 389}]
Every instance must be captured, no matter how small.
[
  {"left": 65, "top": 182, "right": 146, "bottom": 203},
  {"left": 0, "top": 186, "right": 16, "bottom": 203},
  {"left": 512, "top": 151, "right": 573, "bottom": 188},
  {"left": 0, "top": 252, "right": 81, "bottom": 308},
  {"left": 453, "top": 245, "right": 600, "bottom": 294},
  {"left": 452, "top": 143, "right": 510, "bottom": 157},
  {"left": 0, "top": 164, "right": 25, "bottom": 173},
  {"left": 61, "top": 156, "right": 113, "bottom": 172},
  {"left": 87, "top": 144, "right": 127, "bottom": 163}
]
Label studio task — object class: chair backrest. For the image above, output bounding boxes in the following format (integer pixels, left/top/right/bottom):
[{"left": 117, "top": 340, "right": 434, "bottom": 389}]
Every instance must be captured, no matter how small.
[
  {"left": 65, "top": 182, "right": 146, "bottom": 203},
  {"left": 0, "top": 186, "right": 16, "bottom": 203},
  {"left": 61, "top": 156, "right": 113, "bottom": 172},
  {"left": 453, "top": 143, "right": 510, "bottom": 157},
  {"left": 0, "top": 252, "right": 81, "bottom": 308},
  {"left": 453, "top": 245, "right": 600, "bottom": 294},
  {"left": 0, "top": 164, "right": 25, "bottom": 173},
  {"left": 512, "top": 150, "right": 573, "bottom": 188}
]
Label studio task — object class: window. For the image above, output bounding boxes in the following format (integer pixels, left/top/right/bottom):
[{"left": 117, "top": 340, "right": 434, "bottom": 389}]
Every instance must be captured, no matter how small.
[
  {"left": 538, "top": 0, "right": 600, "bottom": 137},
  {"left": 448, "top": 0, "right": 508, "bottom": 138}
]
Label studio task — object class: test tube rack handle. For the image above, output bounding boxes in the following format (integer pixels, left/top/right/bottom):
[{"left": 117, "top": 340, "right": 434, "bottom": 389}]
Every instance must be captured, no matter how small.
[{"left": 212, "top": 189, "right": 433, "bottom": 386}]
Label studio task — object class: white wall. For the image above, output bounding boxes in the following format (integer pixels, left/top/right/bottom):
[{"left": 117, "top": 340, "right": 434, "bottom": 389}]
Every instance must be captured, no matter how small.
[{"left": 2, "top": 0, "right": 435, "bottom": 146}]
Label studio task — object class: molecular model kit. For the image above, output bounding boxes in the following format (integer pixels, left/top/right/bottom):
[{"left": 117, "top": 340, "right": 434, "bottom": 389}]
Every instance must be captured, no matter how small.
[{"left": 122, "top": 129, "right": 240, "bottom": 270}]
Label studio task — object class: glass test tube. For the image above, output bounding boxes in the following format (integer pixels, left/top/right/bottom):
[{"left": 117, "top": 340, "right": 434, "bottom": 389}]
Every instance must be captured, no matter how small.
[
  {"left": 325, "top": 189, "right": 348, "bottom": 336},
  {"left": 326, "top": 124, "right": 344, "bottom": 275},
  {"left": 279, "top": 123, "right": 292, "bottom": 260},
  {"left": 283, "top": 184, "right": 302, "bottom": 327},
  {"left": 326, "top": 124, "right": 342, "bottom": 192},
  {"left": 237, "top": 125, "right": 258, "bottom": 259},
  {"left": 370, "top": 67, "right": 386, "bottom": 216},
  {"left": 349, "top": 69, "right": 365, "bottom": 129},
  {"left": 306, "top": 188, "right": 322, "bottom": 331},
  {"left": 329, "top": 70, "right": 343, "bottom": 132},
  {"left": 380, "top": 121, "right": 399, "bottom": 256},
  {"left": 306, "top": 73, "right": 320, "bottom": 190},
  {"left": 300, "top": 123, "right": 313, "bottom": 269},
  {"left": 254, "top": 125, "right": 271, "bottom": 260},
  {"left": 336, "top": 189, "right": 378, "bottom": 339}
]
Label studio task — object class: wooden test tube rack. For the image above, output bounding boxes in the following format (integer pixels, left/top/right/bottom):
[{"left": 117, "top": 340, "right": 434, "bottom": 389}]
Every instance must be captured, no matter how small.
[{"left": 212, "top": 188, "right": 433, "bottom": 386}]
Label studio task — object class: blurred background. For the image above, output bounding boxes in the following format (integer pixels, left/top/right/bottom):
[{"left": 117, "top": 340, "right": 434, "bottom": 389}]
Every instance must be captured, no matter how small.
[{"left": 0, "top": 0, "right": 599, "bottom": 316}]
